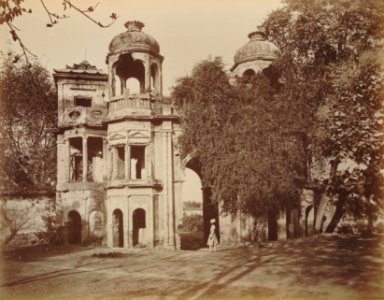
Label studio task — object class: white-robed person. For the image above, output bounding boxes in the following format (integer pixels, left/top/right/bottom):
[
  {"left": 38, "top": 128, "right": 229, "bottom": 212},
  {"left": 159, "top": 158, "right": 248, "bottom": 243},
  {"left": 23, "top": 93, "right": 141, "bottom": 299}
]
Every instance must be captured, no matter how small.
[{"left": 207, "top": 218, "right": 218, "bottom": 252}]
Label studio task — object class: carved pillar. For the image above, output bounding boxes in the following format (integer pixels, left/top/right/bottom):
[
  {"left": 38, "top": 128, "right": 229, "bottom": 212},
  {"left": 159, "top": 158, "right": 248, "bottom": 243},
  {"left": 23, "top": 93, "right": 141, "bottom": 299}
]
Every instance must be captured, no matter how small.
[
  {"left": 112, "top": 147, "right": 118, "bottom": 180},
  {"left": 124, "top": 199, "right": 129, "bottom": 248},
  {"left": 111, "top": 65, "right": 116, "bottom": 97},
  {"left": 145, "top": 145, "right": 152, "bottom": 179},
  {"left": 82, "top": 136, "right": 88, "bottom": 182},
  {"left": 145, "top": 56, "right": 151, "bottom": 92},
  {"left": 159, "top": 61, "right": 163, "bottom": 96},
  {"left": 161, "top": 132, "right": 169, "bottom": 245},
  {"left": 166, "top": 131, "right": 175, "bottom": 248},
  {"left": 103, "top": 138, "right": 108, "bottom": 180},
  {"left": 66, "top": 138, "right": 71, "bottom": 183},
  {"left": 125, "top": 144, "right": 130, "bottom": 180}
]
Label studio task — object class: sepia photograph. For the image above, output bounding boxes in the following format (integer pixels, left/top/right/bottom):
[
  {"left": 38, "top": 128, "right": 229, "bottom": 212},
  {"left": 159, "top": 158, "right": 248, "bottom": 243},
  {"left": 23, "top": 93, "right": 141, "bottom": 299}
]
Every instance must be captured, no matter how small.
[{"left": 0, "top": 0, "right": 383, "bottom": 299}]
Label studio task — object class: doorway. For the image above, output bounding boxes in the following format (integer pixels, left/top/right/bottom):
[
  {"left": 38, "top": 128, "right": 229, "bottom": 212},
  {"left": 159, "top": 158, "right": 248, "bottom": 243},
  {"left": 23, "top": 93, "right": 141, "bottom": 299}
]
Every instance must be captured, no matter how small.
[
  {"left": 68, "top": 211, "right": 81, "bottom": 244},
  {"left": 133, "top": 208, "right": 146, "bottom": 246},
  {"left": 112, "top": 209, "right": 123, "bottom": 247}
]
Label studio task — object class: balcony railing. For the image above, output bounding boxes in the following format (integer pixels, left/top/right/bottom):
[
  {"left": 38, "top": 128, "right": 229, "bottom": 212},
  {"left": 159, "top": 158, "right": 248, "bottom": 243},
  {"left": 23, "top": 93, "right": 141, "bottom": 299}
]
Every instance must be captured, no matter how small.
[{"left": 107, "top": 94, "right": 158, "bottom": 120}]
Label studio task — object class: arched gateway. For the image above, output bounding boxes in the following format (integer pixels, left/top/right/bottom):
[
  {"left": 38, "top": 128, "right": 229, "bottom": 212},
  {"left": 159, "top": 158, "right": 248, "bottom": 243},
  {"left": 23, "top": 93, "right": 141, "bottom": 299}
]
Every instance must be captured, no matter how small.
[{"left": 54, "top": 20, "right": 305, "bottom": 249}]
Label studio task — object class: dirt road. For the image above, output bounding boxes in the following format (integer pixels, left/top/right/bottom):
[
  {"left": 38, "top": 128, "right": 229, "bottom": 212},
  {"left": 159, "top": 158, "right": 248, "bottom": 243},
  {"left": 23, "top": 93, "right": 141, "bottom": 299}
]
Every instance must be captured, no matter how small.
[{"left": 1, "top": 234, "right": 383, "bottom": 300}]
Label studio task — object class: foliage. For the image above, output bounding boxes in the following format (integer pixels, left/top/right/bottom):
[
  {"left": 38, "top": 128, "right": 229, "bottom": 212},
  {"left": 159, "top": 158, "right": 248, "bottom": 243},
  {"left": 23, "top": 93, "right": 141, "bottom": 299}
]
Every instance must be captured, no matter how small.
[
  {"left": 183, "top": 201, "right": 202, "bottom": 210},
  {"left": 179, "top": 214, "right": 203, "bottom": 232},
  {"left": 0, "top": 55, "right": 57, "bottom": 193},
  {"left": 261, "top": 0, "right": 384, "bottom": 230},
  {"left": 173, "top": 58, "right": 307, "bottom": 217}
]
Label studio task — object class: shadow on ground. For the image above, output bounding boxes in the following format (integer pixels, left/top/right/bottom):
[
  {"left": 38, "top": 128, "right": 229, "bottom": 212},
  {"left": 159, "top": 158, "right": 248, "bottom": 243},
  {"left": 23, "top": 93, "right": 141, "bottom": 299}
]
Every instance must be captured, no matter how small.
[
  {"left": 179, "top": 231, "right": 206, "bottom": 250},
  {"left": 1, "top": 234, "right": 383, "bottom": 300}
]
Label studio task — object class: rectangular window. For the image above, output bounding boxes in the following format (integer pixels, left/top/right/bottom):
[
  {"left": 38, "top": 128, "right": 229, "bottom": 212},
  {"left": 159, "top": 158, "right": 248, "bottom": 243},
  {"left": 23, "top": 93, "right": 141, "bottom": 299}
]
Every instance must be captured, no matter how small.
[
  {"left": 75, "top": 96, "right": 92, "bottom": 107},
  {"left": 116, "top": 146, "right": 125, "bottom": 180},
  {"left": 130, "top": 146, "right": 145, "bottom": 179},
  {"left": 69, "top": 137, "right": 83, "bottom": 182}
]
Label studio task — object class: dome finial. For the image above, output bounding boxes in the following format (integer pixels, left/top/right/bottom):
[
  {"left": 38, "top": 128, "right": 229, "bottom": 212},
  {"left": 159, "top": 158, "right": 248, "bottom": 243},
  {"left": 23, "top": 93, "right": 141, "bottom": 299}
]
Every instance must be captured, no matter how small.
[
  {"left": 248, "top": 31, "right": 266, "bottom": 41},
  {"left": 124, "top": 20, "right": 144, "bottom": 31}
]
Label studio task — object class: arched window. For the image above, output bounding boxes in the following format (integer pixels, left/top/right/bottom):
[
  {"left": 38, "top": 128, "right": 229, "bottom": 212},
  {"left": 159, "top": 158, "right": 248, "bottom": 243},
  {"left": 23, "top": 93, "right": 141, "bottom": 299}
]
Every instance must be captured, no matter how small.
[
  {"left": 68, "top": 211, "right": 82, "bottom": 244},
  {"left": 242, "top": 69, "right": 256, "bottom": 83},
  {"left": 126, "top": 78, "right": 141, "bottom": 95},
  {"left": 112, "top": 209, "right": 123, "bottom": 247}
]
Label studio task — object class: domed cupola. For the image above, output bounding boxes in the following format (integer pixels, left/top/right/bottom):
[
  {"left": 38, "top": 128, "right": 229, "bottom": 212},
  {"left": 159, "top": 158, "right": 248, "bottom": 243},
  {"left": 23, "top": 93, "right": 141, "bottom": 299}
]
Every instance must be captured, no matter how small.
[
  {"left": 106, "top": 20, "right": 163, "bottom": 98},
  {"left": 108, "top": 21, "right": 160, "bottom": 56},
  {"left": 230, "top": 31, "right": 279, "bottom": 80}
]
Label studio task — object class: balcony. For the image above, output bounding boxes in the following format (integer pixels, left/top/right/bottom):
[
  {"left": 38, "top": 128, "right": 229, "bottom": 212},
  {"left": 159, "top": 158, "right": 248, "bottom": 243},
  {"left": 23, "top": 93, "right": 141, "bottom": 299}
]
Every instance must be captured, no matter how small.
[
  {"left": 59, "top": 106, "right": 107, "bottom": 127},
  {"left": 106, "top": 178, "right": 162, "bottom": 190},
  {"left": 106, "top": 94, "right": 161, "bottom": 121}
]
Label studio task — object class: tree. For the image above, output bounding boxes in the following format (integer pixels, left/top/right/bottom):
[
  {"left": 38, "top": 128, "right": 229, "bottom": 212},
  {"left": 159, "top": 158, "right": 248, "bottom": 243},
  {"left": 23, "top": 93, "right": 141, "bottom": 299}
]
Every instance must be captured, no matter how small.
[
  {"left": 261, "top": 0, "right": 384, "bottom": 232},
  {"left": 172, "top": 58, "right": 307, "bottom": 223},
  {"left": 0, "top": 55, "right": 57, "bottom": 193}
]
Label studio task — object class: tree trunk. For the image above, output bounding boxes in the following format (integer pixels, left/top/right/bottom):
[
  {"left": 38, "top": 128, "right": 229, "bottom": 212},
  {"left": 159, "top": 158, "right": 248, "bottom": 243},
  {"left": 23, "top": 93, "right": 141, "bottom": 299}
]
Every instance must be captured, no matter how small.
[
  {"left": 325, "top": 195, "right": 346, "bottom": 233},
  {"left": 366, "top": 195, "right": 374, "bottom": 234},
  {"left": 314, "top": 159, "right": 340, "bottom": 233},
  {"left": 314, "top": 193, "right": 329, "bottom": 232}
]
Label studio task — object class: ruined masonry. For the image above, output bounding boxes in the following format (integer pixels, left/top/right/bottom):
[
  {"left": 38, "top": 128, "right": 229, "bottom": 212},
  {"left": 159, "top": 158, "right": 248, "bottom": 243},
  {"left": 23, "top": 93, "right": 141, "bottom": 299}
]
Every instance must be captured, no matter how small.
[{"left": 54, "top": 21, "right": 305, "bottom": 249}]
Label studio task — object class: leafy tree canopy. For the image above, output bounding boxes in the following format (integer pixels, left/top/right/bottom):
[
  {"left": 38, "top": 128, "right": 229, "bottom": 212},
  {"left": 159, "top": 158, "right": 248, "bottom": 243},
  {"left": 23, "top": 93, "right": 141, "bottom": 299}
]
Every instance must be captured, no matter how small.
[
  {"left": 172, "top": 58, "right": 307, "bottom": 217},
  {"left": 261, "top": 0, "right": 384, "bottom": 228},
  {"left": 0, "top": 54, "right": 57, "bottom": 194}
]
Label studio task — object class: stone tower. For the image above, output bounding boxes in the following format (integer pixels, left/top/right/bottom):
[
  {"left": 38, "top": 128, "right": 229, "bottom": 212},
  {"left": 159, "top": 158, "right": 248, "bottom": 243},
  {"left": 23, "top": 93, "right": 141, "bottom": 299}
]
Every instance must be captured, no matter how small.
[{"left": 54, "top": 21, "right": 183, "bottom": 249}]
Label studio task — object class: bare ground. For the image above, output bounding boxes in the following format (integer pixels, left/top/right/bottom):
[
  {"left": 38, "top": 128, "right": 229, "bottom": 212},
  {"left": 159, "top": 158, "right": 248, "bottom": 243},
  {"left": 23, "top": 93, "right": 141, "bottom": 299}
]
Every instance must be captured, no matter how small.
[{"left": 1, "top": 234, "right": 383, "bottom": 300}]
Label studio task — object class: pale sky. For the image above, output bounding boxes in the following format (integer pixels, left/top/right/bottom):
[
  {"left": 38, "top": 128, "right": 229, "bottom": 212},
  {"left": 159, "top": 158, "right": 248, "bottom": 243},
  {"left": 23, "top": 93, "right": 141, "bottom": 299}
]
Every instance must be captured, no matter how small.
[
  {"left": 0, "top": 0, "right": 283, "bottom": 203},
  {"left": 1, "top": 0, "right": 283, "bottom": 95}
]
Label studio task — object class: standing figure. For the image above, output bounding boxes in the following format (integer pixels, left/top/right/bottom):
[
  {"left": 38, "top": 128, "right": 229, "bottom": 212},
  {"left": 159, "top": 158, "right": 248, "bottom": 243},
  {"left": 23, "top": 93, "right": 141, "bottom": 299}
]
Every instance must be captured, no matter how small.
[{"left": 207, "top": 218, "right": 218, "bottom": 252}]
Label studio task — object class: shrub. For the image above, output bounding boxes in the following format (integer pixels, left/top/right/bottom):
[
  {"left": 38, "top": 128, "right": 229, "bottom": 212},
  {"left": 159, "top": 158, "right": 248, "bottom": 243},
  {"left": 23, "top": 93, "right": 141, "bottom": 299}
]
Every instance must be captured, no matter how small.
[{"left": 179, "top": 214, "right": 203, "bottom": 232}]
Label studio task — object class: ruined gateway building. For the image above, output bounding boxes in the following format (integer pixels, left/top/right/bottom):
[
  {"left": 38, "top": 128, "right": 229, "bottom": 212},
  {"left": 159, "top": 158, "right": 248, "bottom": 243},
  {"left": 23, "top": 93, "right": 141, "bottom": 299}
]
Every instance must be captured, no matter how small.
[{"left": 54, "top": 21, "right": 307, "bottom": 249}]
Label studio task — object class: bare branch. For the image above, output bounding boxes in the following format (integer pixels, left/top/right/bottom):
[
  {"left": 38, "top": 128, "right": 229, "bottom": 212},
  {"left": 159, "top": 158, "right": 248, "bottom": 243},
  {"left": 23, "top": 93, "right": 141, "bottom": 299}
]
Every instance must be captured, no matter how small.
[
  {"left": 4, "top": 0, "right": 118, "bottom": 63},
  {"left": 40, "top": 0, "right": 69, "bottom": 27},
  {"left": 62, "top": 0, "right": 118, "bottom": 28},
  {"left": 6, "top": 22, "right": 36, "bottom": 65}
]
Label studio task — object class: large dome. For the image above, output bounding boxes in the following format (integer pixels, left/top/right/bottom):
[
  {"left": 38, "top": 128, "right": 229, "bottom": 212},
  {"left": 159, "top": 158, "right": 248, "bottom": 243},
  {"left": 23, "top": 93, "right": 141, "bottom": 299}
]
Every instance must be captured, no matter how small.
[
  {"left": 108, "top": 21, "right": 160, "bottom": 55},
  {"left": 233, "top": 31, "right": 279, "bottom": 66}
]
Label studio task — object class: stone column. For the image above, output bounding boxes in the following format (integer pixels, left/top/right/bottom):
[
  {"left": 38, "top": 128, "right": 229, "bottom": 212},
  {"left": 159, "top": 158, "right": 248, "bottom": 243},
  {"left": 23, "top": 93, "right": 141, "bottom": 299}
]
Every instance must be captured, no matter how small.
[
  {"left": 159, "top": 61, "right": 163, "bottom": 96},
  {"left": 145, "top": 145, "right": 151, "bottom": 179},
  {"left": 82, "top": 136, "right": 88, "bottom": 182},
  {"left": 106, "top": 198, "right": 113, "bottom": 247},
  {"left": 145, "top": 56, "right": 151, "bottom": 92},
  {"left": 124, "top": 199, "right": 129, "bottom": 248},
  {"left": 125, "top": 144, "right": 130, "bottom": 180},
  {"left": 66, "top": 139, "right": 71, "bottom": 182},
  {"left": 103, "top": 138, "right": 108, "bottom": 181},
  {"left": 166, "top": 132, "right": 175, "bottom": 248},
  {"left": 161, "top": 132, "right": 169, "bottom": 245},
  {"left": 112, "top": 147, "right": 118, "bottom": 180}
]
